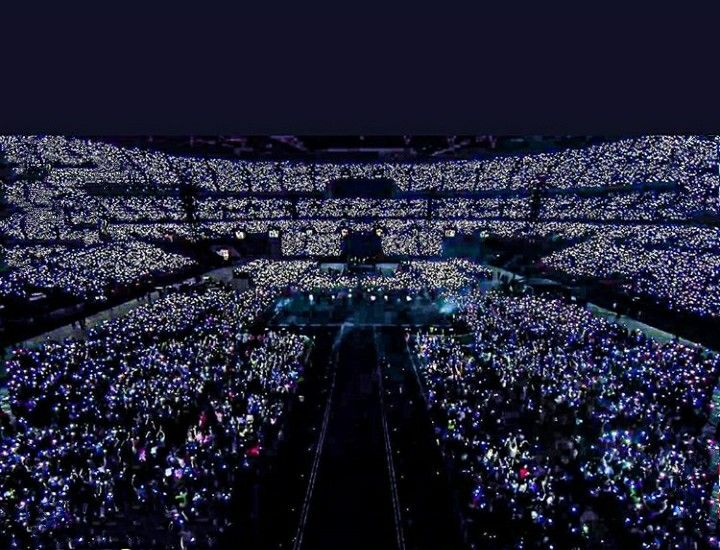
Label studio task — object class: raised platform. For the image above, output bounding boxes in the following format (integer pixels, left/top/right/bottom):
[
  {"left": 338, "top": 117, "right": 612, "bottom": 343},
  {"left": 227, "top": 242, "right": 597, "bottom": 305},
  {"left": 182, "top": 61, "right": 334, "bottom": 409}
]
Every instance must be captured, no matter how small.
[{"left": 319, "top": 262, "right": 399, "bottom": 276}]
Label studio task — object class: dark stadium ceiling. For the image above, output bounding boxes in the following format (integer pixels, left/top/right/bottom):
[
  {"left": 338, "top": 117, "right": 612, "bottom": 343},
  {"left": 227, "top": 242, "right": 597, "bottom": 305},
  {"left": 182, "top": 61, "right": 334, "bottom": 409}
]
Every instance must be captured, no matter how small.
[{"left": 94, "top": 135, "right": 612, "bottom": 162}]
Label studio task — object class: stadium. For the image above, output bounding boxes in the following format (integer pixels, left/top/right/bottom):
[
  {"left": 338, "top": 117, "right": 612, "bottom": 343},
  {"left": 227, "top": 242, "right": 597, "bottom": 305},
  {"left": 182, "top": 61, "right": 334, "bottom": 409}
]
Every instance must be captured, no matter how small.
[{"left": 0, "top": 134, "right": 719, "bottom": 549}]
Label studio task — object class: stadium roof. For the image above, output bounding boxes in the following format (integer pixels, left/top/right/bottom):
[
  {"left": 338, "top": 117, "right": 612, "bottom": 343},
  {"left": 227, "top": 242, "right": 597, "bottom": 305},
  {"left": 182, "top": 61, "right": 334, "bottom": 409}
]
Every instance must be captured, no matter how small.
[{"left": 93, "top": 135, "right": 612, "bottom": 162}]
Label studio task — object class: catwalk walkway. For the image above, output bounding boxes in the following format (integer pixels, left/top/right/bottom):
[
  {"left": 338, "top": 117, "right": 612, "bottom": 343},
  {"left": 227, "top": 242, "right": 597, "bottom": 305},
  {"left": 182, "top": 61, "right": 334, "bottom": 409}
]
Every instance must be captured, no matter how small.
[
  {"left": 297, "top": 326, "right": 398, "bottom": 549},
  {"left": 376, "top": 327, "right": 465, "bottom": 550},
  {"left": 290, "top": 325, "right": 464, "bottom": 550}
]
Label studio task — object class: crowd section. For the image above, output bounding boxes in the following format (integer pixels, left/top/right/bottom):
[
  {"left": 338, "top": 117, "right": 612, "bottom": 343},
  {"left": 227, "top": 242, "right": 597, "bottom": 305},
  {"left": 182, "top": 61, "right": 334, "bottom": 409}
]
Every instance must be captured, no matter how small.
[
  {"left": 3, "top": 216, "right": 718, "bottom": 323},
  {"left": 295, "top": 198, "right": 428, "bottom": 219},
  {"left": 1, "top": 134, "right": 719, "bottom": 323},
  {"left": 0, "top": 258, "right": 495, "bottom": 548},
  {"left": 2, "top": 190, "right": 707, "bottom": 238},
  {"left": 0, "top": 279, "right": 310, "bottom": 549},
  {"left": 1, "top": 248, "right": 719, "bottom": 548},
  {"left": 239, "top": 258, "right": 492, "bottom": 293},
  {"left": 298, "top": 259, "right": 493, "bottom": 292},
  {"left": 411, "top": 290, "right": 720, "bottom": 548},
  {"left": 1, "top": 135, "right": 719, "bottom": 550},
  {"left": 538, "top": 190, "right": 707, "bottom": 222},
  {"left": 101, "top": 220, "right": 447, "bottom": 257},
  {"left": 539, "top": 223, "right": 720, "bottom": 318},
  {"left": 0, "top": 242, "right": 196, "bottom": 302},
  {"left": 1, "top": 134, "right": 717, "bottom": 199}
]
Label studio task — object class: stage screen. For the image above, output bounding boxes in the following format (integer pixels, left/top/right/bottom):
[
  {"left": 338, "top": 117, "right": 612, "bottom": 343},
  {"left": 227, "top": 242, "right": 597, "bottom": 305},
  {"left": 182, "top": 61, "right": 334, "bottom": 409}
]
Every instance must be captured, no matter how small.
[
  {"left": 328, "top": 177, "right": 397, "bottom": 198},
  {"left": 342, "top": 232, "right": 383, "bottom": 259}
]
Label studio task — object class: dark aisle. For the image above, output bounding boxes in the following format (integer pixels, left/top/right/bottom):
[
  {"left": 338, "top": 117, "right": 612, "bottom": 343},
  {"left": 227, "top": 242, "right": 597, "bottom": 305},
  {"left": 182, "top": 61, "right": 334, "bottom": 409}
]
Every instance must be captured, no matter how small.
[
  {"left": 377, "top": 327, "right": 466, "bottom": 550},
  {"left": 252, "top": 328, "right": 337, "bottom": 549},
  {"left": 299, "top": 326, "right": 398, "bottom": 550}
]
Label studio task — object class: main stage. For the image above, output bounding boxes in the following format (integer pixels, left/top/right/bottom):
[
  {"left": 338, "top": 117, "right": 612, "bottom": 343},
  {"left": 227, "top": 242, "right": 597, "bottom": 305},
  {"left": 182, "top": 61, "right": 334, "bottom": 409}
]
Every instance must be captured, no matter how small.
[{"left": 268, "top": 288, "right": 468, "bottom": 332}]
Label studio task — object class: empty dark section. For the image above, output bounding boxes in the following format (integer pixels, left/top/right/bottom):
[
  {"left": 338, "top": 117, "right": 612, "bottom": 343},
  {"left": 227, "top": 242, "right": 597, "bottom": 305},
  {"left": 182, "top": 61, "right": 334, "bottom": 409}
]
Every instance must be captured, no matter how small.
[
  {"left": 378, "top": 327, "right": 466, "bottom": 550},
  {"left": 228, "top": 233, "right": 273, "bottom": 256},
  {"left": 301, "top": 327, "right": 397, "bottom": 550}
]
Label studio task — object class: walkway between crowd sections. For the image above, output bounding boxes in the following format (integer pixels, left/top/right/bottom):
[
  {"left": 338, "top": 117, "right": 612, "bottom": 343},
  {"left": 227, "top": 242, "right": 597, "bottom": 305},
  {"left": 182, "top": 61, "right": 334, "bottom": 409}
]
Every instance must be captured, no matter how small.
[
  {"left": 375, "top": 327, "right": 465, "bottom": 550},
  {"left": 374, "top": 327, "right": 406, "bottom": 550},
  {"left": 295, "top": 326, "right": 398, "bottom": 549}
]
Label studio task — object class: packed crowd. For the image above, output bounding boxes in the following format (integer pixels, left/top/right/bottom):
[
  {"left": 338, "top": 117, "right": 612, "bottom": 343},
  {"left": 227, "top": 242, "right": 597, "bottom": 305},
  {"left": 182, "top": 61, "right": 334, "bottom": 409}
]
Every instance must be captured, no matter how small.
[
  {"left": 0, "top": 280, "right": 310, "bottom": 549},
  {"left": 0, "top": 242, "right": 196, "bottom": 302},
  {"left": 1, "top": 134, "right": 718, "bottom": 324},
  {"left": 411, "top": 289, "right": 720, "bottom": 548},
  {"left": 540, "top": 224, "right": 720, "bottom": 318},
  {"left": 2, "top": 135, "right": 716, "bottom": 197},
  {"left": 240, "top": 258, "right": 493, "bottom": 294},
  {"left": 0, "top": 227, "right": 718, "bottom": 549}
]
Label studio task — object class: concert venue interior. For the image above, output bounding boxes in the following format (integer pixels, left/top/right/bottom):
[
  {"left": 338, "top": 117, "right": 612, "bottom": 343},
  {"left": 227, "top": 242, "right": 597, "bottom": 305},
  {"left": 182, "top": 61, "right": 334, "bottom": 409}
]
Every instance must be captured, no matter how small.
[{"left": 0, "top": 135, "right": 719, "bottom": 549}]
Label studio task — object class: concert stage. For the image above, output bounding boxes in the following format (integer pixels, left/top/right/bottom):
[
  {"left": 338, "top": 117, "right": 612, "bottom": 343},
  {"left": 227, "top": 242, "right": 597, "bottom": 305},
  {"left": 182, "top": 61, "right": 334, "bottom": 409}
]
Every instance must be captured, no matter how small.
[
  {"left": 268, "top": 288, "right": 467, "bottom": 331},
  {"left": 319, "top": 262, "right": 399, "bottom": 276}
]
